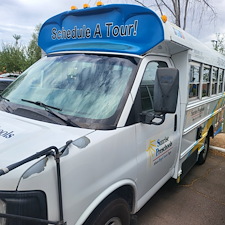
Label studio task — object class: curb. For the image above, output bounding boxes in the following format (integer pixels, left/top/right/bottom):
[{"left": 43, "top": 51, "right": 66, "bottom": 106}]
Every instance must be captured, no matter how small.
[{"left": 209, "top": 145, "right": 225, "bottom": 153}]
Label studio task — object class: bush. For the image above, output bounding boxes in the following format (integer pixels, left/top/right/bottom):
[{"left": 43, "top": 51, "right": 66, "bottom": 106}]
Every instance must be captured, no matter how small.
[{"left": 0, "top": 25, "right": 42, "bottom": 73}]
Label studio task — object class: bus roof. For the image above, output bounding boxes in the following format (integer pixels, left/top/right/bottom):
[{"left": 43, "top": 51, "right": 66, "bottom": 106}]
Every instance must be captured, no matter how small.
[
  {"left": 161, "top": 22, "right": 225, "bottom": 68},
  {"left": 38, "top": 3, "right": 225, "bottom": 68}
]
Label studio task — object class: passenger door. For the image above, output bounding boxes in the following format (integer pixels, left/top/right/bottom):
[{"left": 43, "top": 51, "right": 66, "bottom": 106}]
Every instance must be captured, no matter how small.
[{"left": 135, "top": 56, "right": 180, "bottom": 204}]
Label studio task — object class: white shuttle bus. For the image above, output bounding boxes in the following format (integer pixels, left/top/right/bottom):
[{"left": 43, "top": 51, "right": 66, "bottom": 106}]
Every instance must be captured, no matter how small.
[{"left": 0, "top": 3, "right": 225, "bottom": 225}]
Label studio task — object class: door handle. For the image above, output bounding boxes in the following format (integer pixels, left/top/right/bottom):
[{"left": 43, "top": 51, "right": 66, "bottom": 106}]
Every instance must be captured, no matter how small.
[{"left": 174, "top": 114, "right": 177, "bottom": 131}]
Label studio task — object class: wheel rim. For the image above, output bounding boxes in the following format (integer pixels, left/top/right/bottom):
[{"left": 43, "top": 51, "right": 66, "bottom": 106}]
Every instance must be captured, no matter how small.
[{"left": 105, "top": 217, "right": 122, "bottom": 225}]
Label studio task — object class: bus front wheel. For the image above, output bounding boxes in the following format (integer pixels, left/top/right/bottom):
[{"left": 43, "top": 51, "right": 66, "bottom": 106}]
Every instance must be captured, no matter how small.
[
  {"left": 85, "top": 196, "right": 131, "bottom": 225},
  {"left": 197, "top": 135, "right": 210, "bottom": 165}
]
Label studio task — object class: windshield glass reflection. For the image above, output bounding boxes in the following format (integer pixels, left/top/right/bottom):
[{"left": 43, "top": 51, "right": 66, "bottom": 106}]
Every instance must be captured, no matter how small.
[{"left": 1, "top": 54, "right": 139, "bottom": 129}]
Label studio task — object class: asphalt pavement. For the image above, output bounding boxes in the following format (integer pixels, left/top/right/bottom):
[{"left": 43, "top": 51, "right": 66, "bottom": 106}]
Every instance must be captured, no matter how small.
[{"left": 137, "top": 148, "right": 225, "bottom": 225}]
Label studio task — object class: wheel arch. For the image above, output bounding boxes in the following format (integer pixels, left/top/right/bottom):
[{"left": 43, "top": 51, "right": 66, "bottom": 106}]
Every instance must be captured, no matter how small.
[
  {"left": 197, "top": 125, "right": 213, "bottom": 165},
  {"left": 208, "top": 125, "right": 214, "bottom": 138},
  {"left": 75, "top": 179, "right": 137, "bottom": 225}
]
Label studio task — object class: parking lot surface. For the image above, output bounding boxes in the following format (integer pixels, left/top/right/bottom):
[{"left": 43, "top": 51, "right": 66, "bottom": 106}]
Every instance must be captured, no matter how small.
[{"left": 137, "top": 148, "right": 225, "bottom": 225}]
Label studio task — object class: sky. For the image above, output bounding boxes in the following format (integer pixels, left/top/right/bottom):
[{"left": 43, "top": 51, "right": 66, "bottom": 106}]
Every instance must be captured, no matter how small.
[{"left": 0, "top": 0, "right": 225, "bottom": 49}]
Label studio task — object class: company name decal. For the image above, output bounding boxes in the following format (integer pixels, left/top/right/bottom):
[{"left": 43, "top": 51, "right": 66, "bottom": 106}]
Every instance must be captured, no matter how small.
[
  {"left": 51, "top": 20, "right": 138, "bottom": 40},
  {"left": 190, "top": 106, "right": 205, "bottom": 121},
  {"left": 156, "top": 137, "right": 172, "bottom": 156},
  {"left": 146, "top": 136, "right": 173, "bottom": 166},
  {"left": 0, "top": 127, "right": 15, "bottom": 139}
]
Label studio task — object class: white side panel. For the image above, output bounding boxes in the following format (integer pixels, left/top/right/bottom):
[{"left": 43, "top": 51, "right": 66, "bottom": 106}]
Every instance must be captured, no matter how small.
[{"left": 18, "top": 126, "right": 138, "bottom": 225}]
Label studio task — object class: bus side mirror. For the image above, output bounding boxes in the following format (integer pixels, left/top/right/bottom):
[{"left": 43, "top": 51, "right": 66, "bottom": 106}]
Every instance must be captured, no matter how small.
[
  {"left": 154, "top": 68, "right": 179, "bottom": 114},
  {"left": 141, "top": 68, "right": 179, "bottom": 125}
]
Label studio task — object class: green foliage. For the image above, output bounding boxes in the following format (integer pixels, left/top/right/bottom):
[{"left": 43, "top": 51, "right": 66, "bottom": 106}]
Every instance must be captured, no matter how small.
[
  {"left": 26, "top": 24, "right": 42, "bottom": 67},
  {"left": 0, "top": 24, "right": 42, "bottom": 73},
  {"left": 212, "top": 33, "right": 225, "bottom": 55},
  {"left": 0, "top": 44, "right": 27, "bottom": 73}
]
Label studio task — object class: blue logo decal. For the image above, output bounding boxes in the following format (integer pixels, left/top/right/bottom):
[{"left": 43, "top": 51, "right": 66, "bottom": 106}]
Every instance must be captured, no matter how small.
[{"left": 0, "top": 128, "right": 15, "bottom": 139}]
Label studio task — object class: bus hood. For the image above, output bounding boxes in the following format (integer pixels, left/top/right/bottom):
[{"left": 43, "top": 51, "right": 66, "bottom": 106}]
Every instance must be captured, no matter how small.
[{"left": 0, "top": 111, "right": 93, "bottom": 189}]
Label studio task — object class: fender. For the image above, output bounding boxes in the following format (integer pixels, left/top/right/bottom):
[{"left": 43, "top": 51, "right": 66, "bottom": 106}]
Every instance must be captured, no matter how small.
[{"left": 75, "top": 179, "right": 137, "bottom": 225}]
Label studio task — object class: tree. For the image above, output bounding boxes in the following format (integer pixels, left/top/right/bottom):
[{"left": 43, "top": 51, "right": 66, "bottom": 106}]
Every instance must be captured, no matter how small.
[
  {"left": 0, "top": 25, "right": 42, "bottom": 73},
  {"left": 26, "top": 24, "right": 42, "bottom": 67},
  {"left": 0, "top": 44, "right": 27, "bottom": 73},
  {"left": 13, "top": 34, "right": 21, "bottom": 46},
  {"left": 133, "top": 0, "right": 216, "bottom": 30},
  {"left": 212, "top": 33, "right": 225, "bottom": 55}
]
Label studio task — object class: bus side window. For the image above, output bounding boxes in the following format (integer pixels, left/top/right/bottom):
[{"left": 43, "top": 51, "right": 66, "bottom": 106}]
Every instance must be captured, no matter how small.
[
  {"left": 202, "top": 65, "right": 211, "bottom": 97},
  {"left": 189, "top": 63, "right": 200, "bottom": 99},
  {"left": 223, "top": 69, "right": 225, "bottom": 93},
  {"left": 218, "top": 69, "right": 223, "bottom": 93},
  {"left": 189, "top": 63, "right": 201, "bottom": 100},
  {"left": 212, "top": 67, "right": 218, "bottom": 95},
  {"left": 140, "top": 61, "right": 168, "bottom": 112}
]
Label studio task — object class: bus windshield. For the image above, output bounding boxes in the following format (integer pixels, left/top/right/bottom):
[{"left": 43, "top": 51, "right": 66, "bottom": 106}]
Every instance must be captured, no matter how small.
[{"left": 0, "top": 53, "right": 139, "bottom": 129}]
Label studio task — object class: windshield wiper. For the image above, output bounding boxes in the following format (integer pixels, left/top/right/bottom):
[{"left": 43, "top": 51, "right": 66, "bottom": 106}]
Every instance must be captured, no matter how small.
[
  {"left": 21, "top": 99, "right": 80, "bottom": 127},
  {"left": 0, "top": 95, "right": 13, "bottom": 113},
  {"left": 0, "top": 95, "right": 10, "bottom": 101}
]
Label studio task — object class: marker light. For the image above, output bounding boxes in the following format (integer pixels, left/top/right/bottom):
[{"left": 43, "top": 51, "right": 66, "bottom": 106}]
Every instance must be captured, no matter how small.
[
  {"left": 97, "top": 1, "right": 104, "bottom": 6},
  {"left": 83, "top": 4, "right": 90, "bottom": 9},
  {"left": 161, "top": 15, "right": 167, "bottom": 23},
  {"left": 71, "top": 6, "right": 78, "bottom": 10}
]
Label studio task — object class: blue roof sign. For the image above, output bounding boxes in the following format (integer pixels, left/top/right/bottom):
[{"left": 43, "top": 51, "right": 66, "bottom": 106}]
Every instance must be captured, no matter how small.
[{"left": 38, "top": 4, "right": 164, "bottom": 55}]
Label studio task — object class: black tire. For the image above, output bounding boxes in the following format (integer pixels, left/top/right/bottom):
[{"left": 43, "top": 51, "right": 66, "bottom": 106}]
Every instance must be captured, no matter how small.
[
  {"left": 197, "top": 135, "right": 210, "bottom": 165},
  {"left": 84, "top": 196, "right": 131, "bottom": 225}
]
